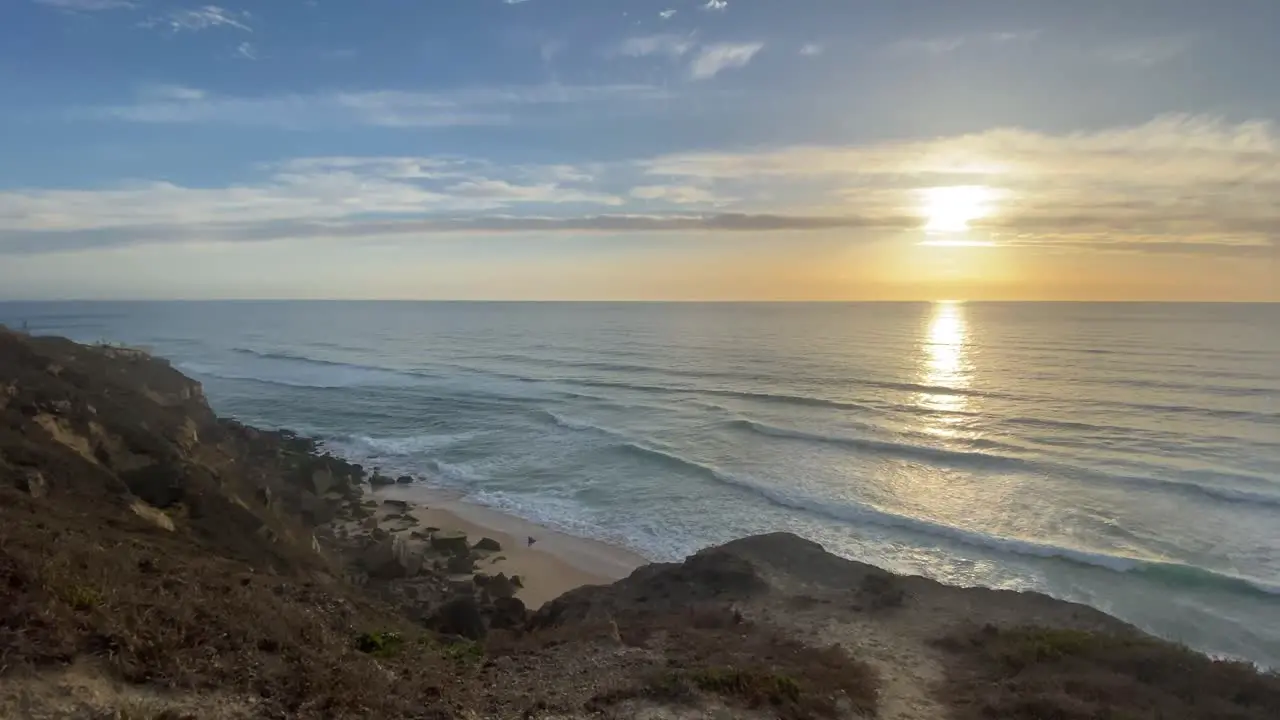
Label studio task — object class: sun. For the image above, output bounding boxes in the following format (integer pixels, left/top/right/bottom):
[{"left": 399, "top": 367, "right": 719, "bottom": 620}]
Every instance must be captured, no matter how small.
[{"left": 920, "top": 185, "right": 996, "bottom": 235}]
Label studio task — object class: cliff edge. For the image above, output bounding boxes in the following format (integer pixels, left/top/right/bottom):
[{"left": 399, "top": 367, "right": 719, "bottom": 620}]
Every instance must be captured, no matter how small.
[{"left": 2, "top": 327, "right": 1277, "bottom": 720}]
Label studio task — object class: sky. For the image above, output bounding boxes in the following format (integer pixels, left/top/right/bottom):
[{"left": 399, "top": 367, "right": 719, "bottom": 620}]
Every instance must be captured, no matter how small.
[{"left": 1, "top": 0, "right": 1277, "bottom": 301}]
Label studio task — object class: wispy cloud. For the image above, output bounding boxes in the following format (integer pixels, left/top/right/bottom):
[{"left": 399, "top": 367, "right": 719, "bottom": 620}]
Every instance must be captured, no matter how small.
[
  {"left": 643, "top": 115, "right": 1280, "bottom": 250},
  {"left": 799, "top": 43, "right": 824, "bottom": 57},
  {"left": 234, "top": 41, "right": 257, "bottom": 60},
  {"left": 616, "top": 33, "right": 695, "bottom": 58},
  {"left": 688, "top": 42, "right": 763, "bottom": 80},
  {"left": 0, "top": 155, "right": 625, "bottom": 241},
  {"left": 659, "top": 9, "right": 676, "bottom": 20},
  {"left": 702, "top": 0, "right": 727, "bottom": 11},
  {"left": 90, "top": 83, "right": 671, "bottom": 128},
  {"left": 141, "top": 5, "right": 252, "bottom": 33},
  {"left": 33, "top": 0, "right": 135, "bottom": 10},
  {"left": 630, "top": 185, "right": 723, "bottom": 204},
  {"left": 1098, "top": 36, "right": 1194, "bottom": 66},
  {"left": 890, "top": 30, "right": 1039, "bottom": 56},
  {"left": 5, "top": 116, "right": 1278, "bottom": 258}
]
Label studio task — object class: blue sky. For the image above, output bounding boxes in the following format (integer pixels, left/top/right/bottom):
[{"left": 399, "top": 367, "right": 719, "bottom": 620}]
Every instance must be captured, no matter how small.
[{"left": 1, "top": 0, "right": 1277, "bottom": 300}]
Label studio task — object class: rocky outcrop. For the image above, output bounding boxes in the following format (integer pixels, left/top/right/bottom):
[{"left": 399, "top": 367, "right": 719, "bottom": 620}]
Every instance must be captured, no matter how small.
[
  {"left": 430, "top": 530, "right": 470, "bottom": 555},
  {"left": 359, "top": 535, "right": 423, "bottom": 579}
]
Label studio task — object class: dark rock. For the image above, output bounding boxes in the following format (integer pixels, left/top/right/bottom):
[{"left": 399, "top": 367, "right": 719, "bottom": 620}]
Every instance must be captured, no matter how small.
[
  {"left": 369, "top": 473, "right": 395, "bottom": 487},
  {"left": 382, "top": 499, "right": 411, "bottom": 511},
  {"left": 488, "top": 596, "right": 527, "bottom": 631},
  {"left": 447, "top": 553, "right": 476, "bottom": 575},
  {"left": 410, "top": 530, "right": 429, "bottom": 540},
  {"left": 395, "top": 475, "right": 414, "bottom": 485},
  {"left": 487, "top": 573, "right": 517, "bottom": 600},
  {"left": 430, "top": 530, "right": 469, "bottom": 555},
  {"left": 361, "top": 516, "right": 379, "bottom": 530},
  {"left": 371, "top": 528, "right": 390, "bottom": 542},
  {"left": 510, "top": 575, "right": 523, "bottom": 589},
  {"left": 473, "top": 537, "right": 502, "bottom": 552},
  {"left": 473, "top": 573, "right": 491, "bottom": 587},
  {"left": 429, "top": 596, "right": 486, "bottom": 640}
]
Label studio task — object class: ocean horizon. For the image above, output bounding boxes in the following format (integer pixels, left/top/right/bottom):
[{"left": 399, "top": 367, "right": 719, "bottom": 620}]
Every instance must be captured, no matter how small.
[{"left": 3, "top": 299, "right": 1277, "bottom": 667}]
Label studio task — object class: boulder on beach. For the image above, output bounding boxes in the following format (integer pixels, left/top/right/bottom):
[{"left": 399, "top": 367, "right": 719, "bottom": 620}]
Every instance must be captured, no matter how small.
[
  {"left": 473, "top": 537, "right": 502, "bottom": 552},
  {"left": 382, "top": 499, "right": 411, "bottom": 511},
  {"left": 358, "top": 535, "right": 422, "bottom": 579},
  {"left": 361, "top": 516, "right": 378, "bottom": 530},
  {"left": 430, "top": 530, "right": 469, "bottom": 555},
  {"left": 486, "top": 572, "right": 517, "bottom": 600},
  {"left": 368, "top": 473, "right": 395, "bottom": 487},
  {"left": 395, "top": 475, "right": 414, "bottom": 485},
  {"left": 446, "top": 552, "right": 476, "bottom": 575}
]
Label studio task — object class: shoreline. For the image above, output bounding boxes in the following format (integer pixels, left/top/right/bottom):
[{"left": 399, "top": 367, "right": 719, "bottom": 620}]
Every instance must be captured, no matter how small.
[{"left": 366, "top": 484, "right": 649, "bottom": 608}]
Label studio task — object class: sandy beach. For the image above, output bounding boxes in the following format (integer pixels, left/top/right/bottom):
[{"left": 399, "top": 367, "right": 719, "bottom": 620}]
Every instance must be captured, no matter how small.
[{"left": 364, "top": 485, "right": 648, "bottom": 608}]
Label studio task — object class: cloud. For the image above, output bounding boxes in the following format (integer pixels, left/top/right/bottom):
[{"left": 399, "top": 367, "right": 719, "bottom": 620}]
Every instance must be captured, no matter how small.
[
  {"left": 642, "top": 114, "right": 1280, "bottom": 249},
  {"left": 141, "top": 5, "right": 252, "bottom": 33},
  {"left": 799, "top": 43, "right": 824, "bottom": 57},
  {"left": 659, "top": 9, "right": 676, "bottom": 20},
  {"left": 33, "top": 0, "right": 135, "bottom": 10},
  {"left": 0, "top": 156, "right": 626, "bottom": 245},
  {"left": 889, "top": 30, "right": 1039, "bottom": 56},
  {"left": 702, "top": 0, "right": 727, "bottom": 11},
  {"left": 629, "top": 185, "right": 723, "bottom": 204},
  {"left": 234, "top": 41, "right": 257, "bottom": 60},
  {"left": 616, "top": 34, "right": 695, "bottom": 58},
  {"left": 5, "top": 116, "right": 1278, "bottom": 258},
  {"left": 688, "top": 42, "right": 763, "bottom": 80},
  {"left": 1097, "top": 36, "right": 1194, "bottom": 66},
  {"left": 90, "top": 83, "right": 670, "bottom": 128}
]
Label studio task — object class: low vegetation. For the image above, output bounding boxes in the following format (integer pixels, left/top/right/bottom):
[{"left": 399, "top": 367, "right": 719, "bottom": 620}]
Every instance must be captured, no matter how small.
[
  {"left": 585, "top": 604, "right": 880, "bottom": 719},
  {"left": 937, "top": 624, "right": 1280, "bottom": 720}
]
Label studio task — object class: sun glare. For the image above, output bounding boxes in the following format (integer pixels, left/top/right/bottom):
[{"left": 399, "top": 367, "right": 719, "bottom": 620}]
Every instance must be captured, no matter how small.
[{"left": 920, "top": 185, "right": 996, "bottom": 235}]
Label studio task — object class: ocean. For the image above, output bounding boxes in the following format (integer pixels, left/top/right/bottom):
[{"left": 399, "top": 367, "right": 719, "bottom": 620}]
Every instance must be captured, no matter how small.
[{"left": 3, "top": 301, "right": 1277, "bottom": 666}]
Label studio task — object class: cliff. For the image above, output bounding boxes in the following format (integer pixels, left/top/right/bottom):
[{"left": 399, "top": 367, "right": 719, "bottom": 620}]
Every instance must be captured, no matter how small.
[{"left": 1, "top": 326, "right": 1277, "bottom": 720}]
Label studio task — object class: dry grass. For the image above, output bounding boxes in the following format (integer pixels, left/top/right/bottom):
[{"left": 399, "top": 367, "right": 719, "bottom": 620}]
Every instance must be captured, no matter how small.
[
  {"left": 0, "top": 488, "right": 471, "bottom": 719},
  {"left": 936, "top": 624, "right": 1280, "bottom": 720},
  {"left": 584, "top": 604, "right": 880, "bottom": 719}
]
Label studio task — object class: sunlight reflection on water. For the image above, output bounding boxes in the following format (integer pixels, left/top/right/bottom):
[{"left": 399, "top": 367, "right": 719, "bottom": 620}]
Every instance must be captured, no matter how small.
[{"left": 916, "top": 300, "right": 973, "bottom": 438}]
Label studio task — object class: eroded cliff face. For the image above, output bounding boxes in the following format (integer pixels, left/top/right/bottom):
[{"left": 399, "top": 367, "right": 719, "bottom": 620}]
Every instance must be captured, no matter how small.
[
  {"left": 2, "top": 327, "right": 1277, "bottom": 720},
  {"left": 0, "top": 327, "right": 367, "bottom": 570}
]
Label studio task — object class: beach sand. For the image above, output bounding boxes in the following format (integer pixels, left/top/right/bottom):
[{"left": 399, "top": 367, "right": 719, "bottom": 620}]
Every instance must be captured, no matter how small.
[{"left": 368, "top": 485, "right": 648, "bottom": 608}]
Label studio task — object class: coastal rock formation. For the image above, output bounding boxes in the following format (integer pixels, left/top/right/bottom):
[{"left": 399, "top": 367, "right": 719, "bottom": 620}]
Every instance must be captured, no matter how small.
[
  {"left": 431, "top": 529, "right": 471, "bottom": 555},
  {"left": 2, "top": 327, "right": 1277, "bottom": 720}
]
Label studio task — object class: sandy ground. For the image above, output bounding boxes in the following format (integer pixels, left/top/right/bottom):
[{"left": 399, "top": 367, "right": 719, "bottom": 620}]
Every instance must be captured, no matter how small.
[{"left": 369, "top": 485, "right": 648, "bottom": 608}]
